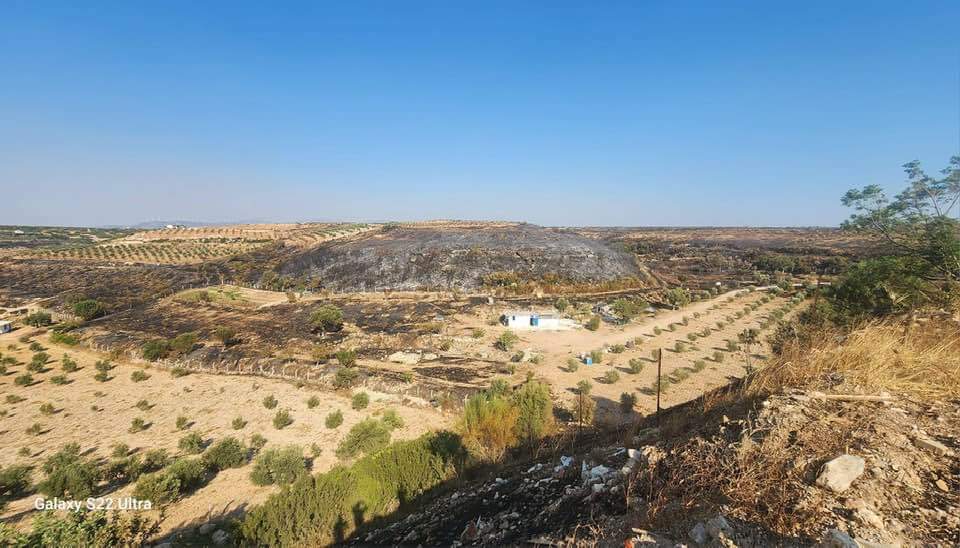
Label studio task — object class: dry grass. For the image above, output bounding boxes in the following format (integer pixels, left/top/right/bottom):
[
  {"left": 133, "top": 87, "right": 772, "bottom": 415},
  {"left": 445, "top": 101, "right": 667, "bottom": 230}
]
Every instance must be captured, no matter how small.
[{"left": 748, "top": 320, "right": 960, "bottom": 400}]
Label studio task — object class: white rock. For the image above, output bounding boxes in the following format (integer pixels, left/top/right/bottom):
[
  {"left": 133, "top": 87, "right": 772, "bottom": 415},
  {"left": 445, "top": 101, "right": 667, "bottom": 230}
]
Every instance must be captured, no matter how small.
[
  {"left": 819, "top": 529, "right": 858, "bottom": 548},
  {"left": 816, "top": 455, "right": 866, "bottom": 493},
  {"left": 559, "top": 455, "right": 574, "bottom": 467},
  {"left": 706, "top": 515, "right": 733, "bottom": 539},
  {"left": 689, "top": 522, "right": 708, "bottom": 544},
  {"left": 211, "top": 530, "right": 229, "bottom": 545},
  {"left": 914, "top": 437, "right": 950, "bottom": 455},
  {"left": 387, "top": 351, "right": 420, "bottom": 365},
  {"left": 855, "top": 507, "right": 885, "bottom": 530}
]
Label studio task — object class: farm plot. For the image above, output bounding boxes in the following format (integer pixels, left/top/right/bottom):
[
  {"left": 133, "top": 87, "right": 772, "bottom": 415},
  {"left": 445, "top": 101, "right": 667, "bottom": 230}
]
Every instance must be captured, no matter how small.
[{"left": 0, "top": 327, "right": 448, "bottom": 538}]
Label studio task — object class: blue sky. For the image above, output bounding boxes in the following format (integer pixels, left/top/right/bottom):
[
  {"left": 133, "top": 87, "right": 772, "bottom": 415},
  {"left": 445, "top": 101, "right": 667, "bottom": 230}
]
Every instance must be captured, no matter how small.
[{"left": 3, "top": 1, "right": 958, "bottom": 227}]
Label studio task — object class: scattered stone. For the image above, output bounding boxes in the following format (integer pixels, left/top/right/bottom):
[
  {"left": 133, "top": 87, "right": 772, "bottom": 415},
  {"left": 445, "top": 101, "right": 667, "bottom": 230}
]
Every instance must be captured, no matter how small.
[
  {"left": 211, "top": 530, "right": 229, "bottom": 545},
  {"left": 935, "top": 479, "right": 949, "bottom": 492},
  {"left": 819, "top": 528, "right": 859, "bottom": 548},
  {"left": 816, "top": 455, "right": 866, "bottom": 493},
  {"left": 387, "top": 351, "right": 420, "bottom": 365},
  {"left": 705, "top": 514, "right": 733, "bottom": 540},
  {"left": 855, "top": 507, "right": 885, "bottom": 530},
  {"left": 689, "top": 522, "right": 708, "bottom": 544},
  {"left": 914, "top": 437, "right": 951, "bottom": 455},
  {"left": 198, "top": 523, "right": 216, "bottom": 535}
]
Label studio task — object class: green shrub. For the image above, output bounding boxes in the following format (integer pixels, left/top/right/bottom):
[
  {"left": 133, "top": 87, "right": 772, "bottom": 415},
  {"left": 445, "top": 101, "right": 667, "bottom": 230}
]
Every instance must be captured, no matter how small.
[
  {"left": 273, "top": 409, "right": 293, "bottom": 430},
  {"left": 335, "top": 419, "right": 391, "bottom": 460},
  {"left": 459, "top": 392, "right": 517, "bottom": 462},
  {"left": 310, "top": 305, "right": 344, "bottom": 333},
  {"left": 175, "top": 415, "right": 190, "bottom": 430},
  {"left": 26, "top": 422, "right": 44, "bottom": 436},
  {"left": 128, "top": 417, "right": 148, "bottom": 433},
  {"left": 142, "top": 449, "right": 170, "bottom": 472},
  {"left": 141, "top": 340, "right": 170, "bottom": 361},
  {"left": 692, "top": 360, "right": 707, "bottom": 372},
  {"left": 6, "top": 394, "right": 25, "bottom": 404},
  {"left": 165, "top": 457, "right": 209, "bottom": 493},
  {"left": 135, "top": 399, "right": 151, "bottom": 412},
  {"left": 653, "top": 326, "right": 662, "bottom": 335},
  {"left": 170, "top": 367, "right": 190, "bottom": 378},
  {"left": 565, "top": 358, "right": 579, "bottom": 372},
  {"left": 554, "top": 297, "right": 569, "bottom": 312},
  {"left": 232, "top": 416, "right": 247, "bottom": 430},
  {"left": 610, "top": 344, "right": 625, "bottom": 353},
  {"left": 203, "top": 437, "right": 248, "bottom": 471},
  {"left": 325, "top": 410, "right": 344, "bottom": 429},
  {"left": 333, "top": 367, "right": 360, "bottom": 388},
  {"left": 178, "top": 431, "right": 205, "bottom": 454},
  {"left": 133, "top": 470, "right": 181, "bottom": 506},
  {"left": 495, "top": 330, "right": 520, "bottom": 351},
  {"left": 72, "top": 299, "right": 105, "bottom": 321},
  {"left": 262, "top": 395, "right": 278, "bottom": 409},
  {"left": 381, "top": 409, "right": 404, "bottom": 430},
  {"left": 240, "top": 432, "right": 466, "bottom": 545},
  {"left": 603, "top": 370, "right": 620, "bottom": 384},
  {"left": 351, "top": 392, "right": 369, "bottom": 410},
  {"left": 214, "top": 326, "right": 238, "bottom": 346},
  {"left": 39, "top": 402, "right": 55, "bottom": 415},
  {"left": 674, "top": 341, "right": 687, "bottom": 353},
  {"left": 169, "top": 332, "right": 197, "bottom": 356},
  {"left": 38, "top": 443, "right": 99, "bottom": 499},
  {"left": 61, "top": 355, "right": 78, "bottom": 372},
  {"left": 50, "top": 374, "right": 69, "bottom": 385},
  {"left": 585, "top": 316, "right": 601, "bottom": 331},
  {"left": 471, "top": 327, "right": 485, "bottom": 339},
  {"left": 628, "top": 358, "right": 644, "bottom": 374},
  {"left": 24, "top": 311, "right": 52, "bottom": 327},
  {"left": 714, "top": 351, "right": 725, "bottom": 362},
  {"left": 726, "top": 340, "right": 739, "bottom": 352},
  {"left": 111, "top": 443, "right": 130, "bottom": 458},
  {"left": 0, "top": 464, "right": 32, "bottom": 509},
  {"left": 130, "top": 370, "right": 150, "bottom": 383},
  {"left": 306, "top": 395, "right": 320, "bottom": 409},
  {"left": 5, "top": 507, "right": 161, "bottom": 545},
  {"left": 335, "top": 349, "right": 356, "bottom": 367},
  {"left": 94, "top": 360, "right": 112, "bottom": 372},
  {"left": 250, "top": 446, "right": 306, "bottom": 486},
  {"left": 50, "top": 331, "right": 80, "bottom": 346},
  {"left": 14, "top": 373, "right": 34, "bottom": 386},
  {"left": 250, "top": 434, "right": 268, "bottom": 452},
  {"left": 512, "top": 381, "right": 553, "bottom": 446}
]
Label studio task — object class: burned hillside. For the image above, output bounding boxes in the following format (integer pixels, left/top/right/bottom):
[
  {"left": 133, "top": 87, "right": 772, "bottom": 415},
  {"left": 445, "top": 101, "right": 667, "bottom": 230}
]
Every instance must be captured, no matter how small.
[{"left": 276, "top": 223, "right": 648, "bottom": 292}]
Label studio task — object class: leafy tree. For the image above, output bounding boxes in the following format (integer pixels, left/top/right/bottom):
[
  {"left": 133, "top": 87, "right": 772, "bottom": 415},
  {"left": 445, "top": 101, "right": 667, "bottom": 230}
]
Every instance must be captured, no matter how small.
[
  {"left": 840, "top": 157, "right": 960, "bottom": 316},
  {"left": 24, "top": 311, "right": 52, "bottom": 327}
]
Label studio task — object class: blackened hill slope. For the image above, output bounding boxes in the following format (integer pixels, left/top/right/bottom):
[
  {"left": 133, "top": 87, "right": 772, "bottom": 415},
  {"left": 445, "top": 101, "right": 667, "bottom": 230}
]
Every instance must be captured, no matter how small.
[{"left": 278, "top": 223, "right": 646, "bottom": 292}]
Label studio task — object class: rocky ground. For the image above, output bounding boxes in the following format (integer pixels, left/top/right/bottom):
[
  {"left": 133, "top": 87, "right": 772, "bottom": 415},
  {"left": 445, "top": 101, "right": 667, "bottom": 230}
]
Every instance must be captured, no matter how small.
[{"left": 350, "top": 389, "right": 959, "bottom": 547}]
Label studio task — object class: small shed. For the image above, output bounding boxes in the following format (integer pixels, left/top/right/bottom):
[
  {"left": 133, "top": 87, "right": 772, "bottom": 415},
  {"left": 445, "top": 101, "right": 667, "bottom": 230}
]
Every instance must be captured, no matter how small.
[
  {"left": 0, "top": 321, "right": 11, "bottom": 334},
  {"left": 501, "top": 311, "right": 562, "bottom": 330}
]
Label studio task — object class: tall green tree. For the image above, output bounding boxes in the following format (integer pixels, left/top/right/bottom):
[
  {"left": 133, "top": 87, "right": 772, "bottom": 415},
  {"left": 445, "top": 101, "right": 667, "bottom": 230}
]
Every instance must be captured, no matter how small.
[{"left": 840, "top": 157, "right": 960, "bottom": 316}]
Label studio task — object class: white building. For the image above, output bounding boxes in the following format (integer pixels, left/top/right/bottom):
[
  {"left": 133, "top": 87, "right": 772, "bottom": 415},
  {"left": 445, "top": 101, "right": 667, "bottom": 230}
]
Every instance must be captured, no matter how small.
[
  {"left": 500, "top": 311, "right": 562, "bottom": 330},
  {"left": 0, "top": 321, "right": 11, "bottom": 334}
]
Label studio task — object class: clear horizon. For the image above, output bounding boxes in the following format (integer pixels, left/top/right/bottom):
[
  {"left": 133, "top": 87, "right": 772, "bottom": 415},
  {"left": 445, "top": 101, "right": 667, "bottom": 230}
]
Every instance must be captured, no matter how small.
[{"left": 4, "top": 1, "right": 959, "bottom": 227}]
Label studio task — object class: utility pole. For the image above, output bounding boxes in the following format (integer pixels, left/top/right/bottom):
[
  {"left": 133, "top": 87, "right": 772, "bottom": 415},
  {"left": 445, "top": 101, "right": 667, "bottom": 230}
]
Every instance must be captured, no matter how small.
[{"left": 656, "top": 347, "right": 662, "bottom": 425}]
